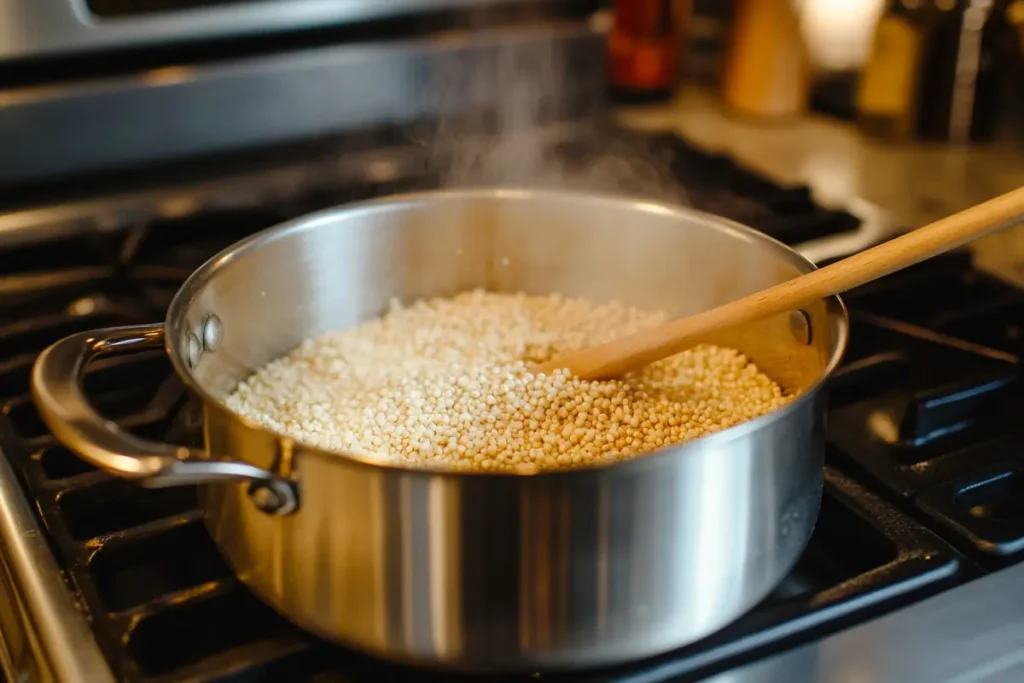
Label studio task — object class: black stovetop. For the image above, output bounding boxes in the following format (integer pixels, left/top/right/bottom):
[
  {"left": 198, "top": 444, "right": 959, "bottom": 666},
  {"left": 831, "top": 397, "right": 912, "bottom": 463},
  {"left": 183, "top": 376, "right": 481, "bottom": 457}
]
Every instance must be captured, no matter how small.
[{"left": 2, "top": 126, "right": 1024, "bottom": 683}]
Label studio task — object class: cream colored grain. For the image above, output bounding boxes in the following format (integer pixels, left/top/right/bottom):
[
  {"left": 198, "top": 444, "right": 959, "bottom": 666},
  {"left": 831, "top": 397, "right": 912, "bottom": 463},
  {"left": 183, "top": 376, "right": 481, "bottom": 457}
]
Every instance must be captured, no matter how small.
[{"left": 225, "top": 290, "right": 789, "bottom": 473}]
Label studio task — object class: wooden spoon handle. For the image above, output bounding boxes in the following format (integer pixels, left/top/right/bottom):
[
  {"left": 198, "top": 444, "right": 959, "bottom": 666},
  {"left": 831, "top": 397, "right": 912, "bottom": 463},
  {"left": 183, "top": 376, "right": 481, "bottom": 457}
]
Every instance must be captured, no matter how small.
[{"left": 537, "top": 186, "right": 1024, "bottom": 381}]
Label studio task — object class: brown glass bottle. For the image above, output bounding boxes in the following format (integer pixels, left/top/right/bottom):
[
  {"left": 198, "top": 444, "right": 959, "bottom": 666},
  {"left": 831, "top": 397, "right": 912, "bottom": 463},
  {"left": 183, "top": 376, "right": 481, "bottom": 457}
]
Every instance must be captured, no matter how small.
[{"left": 607, "top": 0, "right": 690, "bottom": 103}]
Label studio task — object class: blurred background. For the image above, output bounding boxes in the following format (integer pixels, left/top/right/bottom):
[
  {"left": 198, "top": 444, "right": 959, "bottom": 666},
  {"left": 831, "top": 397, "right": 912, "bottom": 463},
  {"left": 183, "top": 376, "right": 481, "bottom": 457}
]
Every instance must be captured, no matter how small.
[
  {"left": 1, "top": 1, "right": 1021, "bottom": 227},
  {"left": 2, "top": 0, "right": 1023, "bottom": 278},
  {"left": 1, "top": 0, "right": 1023, "bottom": 281}
]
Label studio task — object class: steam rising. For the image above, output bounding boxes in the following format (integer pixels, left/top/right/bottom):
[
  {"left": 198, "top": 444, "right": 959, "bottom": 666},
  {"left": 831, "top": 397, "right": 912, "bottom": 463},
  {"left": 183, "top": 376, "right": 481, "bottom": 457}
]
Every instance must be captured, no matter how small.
[{"left": 422, "top": 16, "right": 688, "bottom": 206}]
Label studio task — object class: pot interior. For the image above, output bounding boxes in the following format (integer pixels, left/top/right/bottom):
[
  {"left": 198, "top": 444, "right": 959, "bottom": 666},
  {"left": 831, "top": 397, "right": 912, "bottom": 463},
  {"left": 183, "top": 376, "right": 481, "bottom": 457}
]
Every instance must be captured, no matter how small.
[{"left": 168, "top": 189, "right": 847, "bottom": 408}]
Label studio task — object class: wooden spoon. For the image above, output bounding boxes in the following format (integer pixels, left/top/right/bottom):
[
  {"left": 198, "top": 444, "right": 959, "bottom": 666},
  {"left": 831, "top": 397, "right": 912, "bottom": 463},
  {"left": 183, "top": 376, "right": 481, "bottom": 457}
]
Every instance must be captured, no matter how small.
[{"left": 535, "top": 186, "right": 1024, "bottom": 381}]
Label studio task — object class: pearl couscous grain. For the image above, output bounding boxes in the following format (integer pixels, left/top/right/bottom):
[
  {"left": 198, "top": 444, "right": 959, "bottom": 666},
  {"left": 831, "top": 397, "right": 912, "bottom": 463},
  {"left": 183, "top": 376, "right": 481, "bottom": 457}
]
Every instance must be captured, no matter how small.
[{"left": 226, "top": 290, "right": 790, "bottom": 473}]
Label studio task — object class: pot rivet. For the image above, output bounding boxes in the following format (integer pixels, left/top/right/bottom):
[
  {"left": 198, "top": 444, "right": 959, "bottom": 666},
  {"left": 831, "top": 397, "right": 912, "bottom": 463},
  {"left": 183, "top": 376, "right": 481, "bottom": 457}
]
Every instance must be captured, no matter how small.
[
  {"left": 789, "top": 310, "right": 812, "bottom": 346},
  {"left": 203, "top": 314, "right": 223, "bottom": 352},
  {"left": 251, "top": 486, "right": 282, "bottom": 512},
  {"left": 186, "top": 332, "right": 202, "bottom": 368}
]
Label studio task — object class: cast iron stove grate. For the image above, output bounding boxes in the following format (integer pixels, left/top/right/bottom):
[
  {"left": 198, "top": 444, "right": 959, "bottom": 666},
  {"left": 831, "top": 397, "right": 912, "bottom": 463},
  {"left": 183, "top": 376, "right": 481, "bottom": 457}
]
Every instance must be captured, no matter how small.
[
  {"left": 1, "top": 128, "right": 1013, "bottom": 682},
  {"left": 824, "top": 251, "right": 1024, "bottom": 568},
  {"left": 549, "top": 128, "right": 862, "bottom": 246},
  {"left": 0, "top": 381, "right": 964, "bottom": 683}
]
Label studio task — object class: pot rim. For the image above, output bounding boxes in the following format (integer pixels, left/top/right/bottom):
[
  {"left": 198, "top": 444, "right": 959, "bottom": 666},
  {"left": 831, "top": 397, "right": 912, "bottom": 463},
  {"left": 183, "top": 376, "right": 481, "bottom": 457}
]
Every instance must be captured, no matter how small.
[{"left": 166, "top": 187, "right": 850, "bottom": 479}]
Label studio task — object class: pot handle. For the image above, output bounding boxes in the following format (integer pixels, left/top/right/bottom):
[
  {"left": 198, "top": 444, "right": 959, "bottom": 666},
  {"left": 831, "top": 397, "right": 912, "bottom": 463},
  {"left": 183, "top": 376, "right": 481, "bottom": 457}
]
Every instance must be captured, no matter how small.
[{"left": 30, "top": 323, "right": 298, "bottom": 515}]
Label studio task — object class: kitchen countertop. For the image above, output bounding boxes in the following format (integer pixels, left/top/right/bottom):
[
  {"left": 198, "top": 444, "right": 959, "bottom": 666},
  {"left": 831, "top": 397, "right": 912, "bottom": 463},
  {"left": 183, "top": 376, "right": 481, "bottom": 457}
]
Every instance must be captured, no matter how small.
[{"left": 616, "top": 86, "right": 1024, "bottom": 282}]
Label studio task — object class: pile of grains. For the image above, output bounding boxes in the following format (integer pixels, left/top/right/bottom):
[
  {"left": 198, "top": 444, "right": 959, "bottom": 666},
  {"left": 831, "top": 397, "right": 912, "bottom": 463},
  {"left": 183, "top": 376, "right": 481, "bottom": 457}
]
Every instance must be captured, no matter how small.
[{"left": 226, "top": 290, "right": 790, "bottom": 473}]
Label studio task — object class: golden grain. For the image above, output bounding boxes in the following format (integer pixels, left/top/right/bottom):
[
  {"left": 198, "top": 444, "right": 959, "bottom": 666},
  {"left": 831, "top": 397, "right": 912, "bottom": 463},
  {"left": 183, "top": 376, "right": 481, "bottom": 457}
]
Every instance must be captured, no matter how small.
[{"left": 225, "top": 290, "right": 790, "bottom": 472}]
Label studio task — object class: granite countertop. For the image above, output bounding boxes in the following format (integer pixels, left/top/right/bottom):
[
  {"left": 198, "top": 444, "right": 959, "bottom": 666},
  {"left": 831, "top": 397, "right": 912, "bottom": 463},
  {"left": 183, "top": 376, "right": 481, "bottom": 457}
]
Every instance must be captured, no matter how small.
[{"left": 616, "top": 87, "right": 1024, "bottom": 283}]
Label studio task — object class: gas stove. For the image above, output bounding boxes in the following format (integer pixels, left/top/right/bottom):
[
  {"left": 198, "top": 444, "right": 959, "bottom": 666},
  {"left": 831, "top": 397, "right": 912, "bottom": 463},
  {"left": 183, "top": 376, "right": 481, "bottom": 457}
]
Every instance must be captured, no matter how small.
[{"left": 3, "top": 121, "right": 1024, "bottom": 683}]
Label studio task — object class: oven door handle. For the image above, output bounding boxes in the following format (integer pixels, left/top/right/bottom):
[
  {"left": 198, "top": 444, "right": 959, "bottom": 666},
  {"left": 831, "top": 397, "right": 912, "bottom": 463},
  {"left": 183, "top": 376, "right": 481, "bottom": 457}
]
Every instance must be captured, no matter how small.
[{"left": 30, "top": 323, "right": 298, "bottom": 515}]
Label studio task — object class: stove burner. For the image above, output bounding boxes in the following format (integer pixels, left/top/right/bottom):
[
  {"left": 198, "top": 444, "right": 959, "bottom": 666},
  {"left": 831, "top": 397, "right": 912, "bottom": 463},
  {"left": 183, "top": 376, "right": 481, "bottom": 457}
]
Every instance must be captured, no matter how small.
[{"left": 3, "top": 126, "right": 1022, "bottom": 682}]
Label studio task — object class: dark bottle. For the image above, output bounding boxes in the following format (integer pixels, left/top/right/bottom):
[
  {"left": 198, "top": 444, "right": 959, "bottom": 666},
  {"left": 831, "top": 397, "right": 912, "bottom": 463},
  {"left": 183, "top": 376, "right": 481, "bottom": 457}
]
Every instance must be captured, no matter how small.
[
  {"left": 607, "top": 0, "right": 690, "bottom": 104},
  {"left": 915, "top": 0, "right": 1014, "bottom": 142},
  {"left": 858, "top": 0, "right": 1015, "bottom": 142}
]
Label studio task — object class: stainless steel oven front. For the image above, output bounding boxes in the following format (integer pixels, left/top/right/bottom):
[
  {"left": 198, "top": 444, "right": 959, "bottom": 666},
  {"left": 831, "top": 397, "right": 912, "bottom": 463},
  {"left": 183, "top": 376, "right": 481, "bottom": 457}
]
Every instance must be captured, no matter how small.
[{"left": 0, "top": 0, "right": 561, "bottom": 60}]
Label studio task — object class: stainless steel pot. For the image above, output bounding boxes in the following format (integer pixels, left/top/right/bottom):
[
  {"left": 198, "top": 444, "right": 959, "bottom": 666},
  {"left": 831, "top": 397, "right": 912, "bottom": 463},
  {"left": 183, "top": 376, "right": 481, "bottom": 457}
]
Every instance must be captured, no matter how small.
[{"left": 31, "top": 189, "right": 848, "bottom": 671}]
